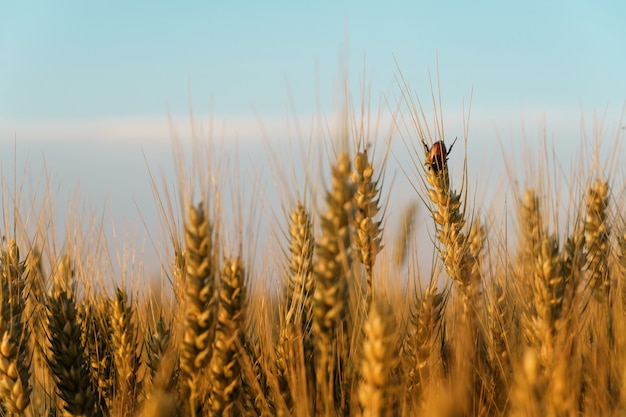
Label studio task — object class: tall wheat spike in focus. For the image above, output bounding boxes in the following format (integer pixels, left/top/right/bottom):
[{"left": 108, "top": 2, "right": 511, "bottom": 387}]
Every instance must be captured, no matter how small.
[
  {"left": 181, "top": 202, "right": 216, "bottom": 417},
  {"left": 285, "top": 202, "right": 315, "bottom": 332},
  {"left": 279, "top": 202, "right": 315, "bottom": 413},
  {"left": 423, "top": 142, "right": 472, "bottom": 301},
  {"left": 312, "top": 151, "right": 356, "bottom": 416}
]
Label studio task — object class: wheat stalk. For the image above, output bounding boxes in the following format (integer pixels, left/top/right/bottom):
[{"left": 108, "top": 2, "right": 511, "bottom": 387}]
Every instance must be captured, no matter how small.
[
  {"left": 618, "top": 231, "right": 626, "bottom": 314},
  {"left": 392, "top": 202, "right": 418, "bottom": 268},
  {"left": 24, "top": 246, "right": 46, "bottom": 352},
  {"left": 487, "top": 282, "right": 512, "bottom": 412}
]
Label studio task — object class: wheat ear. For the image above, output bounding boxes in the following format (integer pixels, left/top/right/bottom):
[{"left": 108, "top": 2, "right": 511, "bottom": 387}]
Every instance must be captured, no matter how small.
[
  {"left": 0, "top": 239, "right": 31, "bottom": 415},
  {"left": 358, "top": 298, "right": 395, "bottom": 417},
  {"left": 79, "top": 298, "right": 114, "bottom": 414},
  {"left": 181, "top": 202, "right": 217, "bottom": 417},
  {"left": 523, "top": 234, "right": 564, "bottom": 366},
  {"left": 279, "top": 202, "right": 315, "bottom": 413},
  {"left": 110, "top": 287, "right": 142, "bottom": 415},
  {"left": 145, "top": 315, "right": 172, "bottom": 386},
  {"left": 312, "top": 151, "right": 355, "bottom": 416},
  {"left": 405, "top": 281, "right": 446, "bottom": 403},
  {"left": 208, "top": 257, "right": 245, "bottom": 417},
  {"left": 424, "top": 153, "right": 473, "bottom": 312},
  {"left": 584, "top": 179, "right": 610, "bottom": 302},
  {"left": 581, "top": 180, "right": 616, "bottom": 413},
  {"left": 352, "top": 150, "right": 383, "bottom": 306},
  {"left": 285, "top": 202, "right": 315, "bottom": 326},
  {"left": 45, "top": 256, "right": 98, "bottom": 417}
]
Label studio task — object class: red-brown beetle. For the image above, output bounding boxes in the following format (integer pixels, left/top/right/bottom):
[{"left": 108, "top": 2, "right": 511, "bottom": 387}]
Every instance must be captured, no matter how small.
[{"left": 422, "top": 137, "right": 457, "bottom": 173}]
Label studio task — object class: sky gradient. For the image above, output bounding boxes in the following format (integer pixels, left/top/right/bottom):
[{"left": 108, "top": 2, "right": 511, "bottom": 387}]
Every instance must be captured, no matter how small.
[{"left": 2, "top": 2, "right": 625, "bottom": 123}]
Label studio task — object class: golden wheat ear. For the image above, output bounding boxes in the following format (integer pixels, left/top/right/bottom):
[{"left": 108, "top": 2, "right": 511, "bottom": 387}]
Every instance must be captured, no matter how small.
[
  {"left": 180, "top": 202, "right": 217, "bottom": 417},
  {"left": 145, "top": 315, "right": 172, "bottom": 386},
  {"left": 45, "top": 255, "right": 98, "bottom": 417},
  {"left": 278, "top": 202, "right": 315, "bottom": 414},
  {"left": 358, "top": 298, "right": 397, "bottom": 417},
  {"left": 404, "top": 281, "right": 447, "bottom": 409},
  {"left": 79, "top": 297, "right": 114, "bottom": 414},
  {"left": 312, "top": 151, "right": 356, "bottom": 416},
  {"left": 352, "top": 150, "right": 383, "bottom": 306},
  {"left": 208, "top": 256, "right": 245, "bottom": 417},
  {"left": 109, "top": 287, "right": 142, "bottom": 415},
  {"left": 284, "top": 202, "right": 315, "bottom": 340},
  {"left": 584, "top": 179, "right": 610, "bottom": 302},
  {"left": 423, "top": 143, "right": 473, "bottom": 307},
  {"left": 0, "top": 239, "right": 32, "bottom": 415}
]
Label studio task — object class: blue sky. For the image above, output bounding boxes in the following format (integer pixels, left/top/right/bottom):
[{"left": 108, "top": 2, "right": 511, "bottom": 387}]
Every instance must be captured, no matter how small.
[
  {"left": 1, "top": 1, "right": 625, "bottom": 271},
  {"left": 2, "top": 1, "right": 625, "bottom": 121}
]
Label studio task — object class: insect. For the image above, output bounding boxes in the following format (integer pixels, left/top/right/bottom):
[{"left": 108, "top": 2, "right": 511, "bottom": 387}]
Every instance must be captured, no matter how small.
[{"left": 422, "top": 137, "right": 458, "bottom": 173}]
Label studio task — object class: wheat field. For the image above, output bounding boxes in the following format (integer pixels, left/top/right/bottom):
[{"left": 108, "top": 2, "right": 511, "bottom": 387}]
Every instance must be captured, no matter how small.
[{"left": 1, "top": 84, "right": 625, "bottom": 417}]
